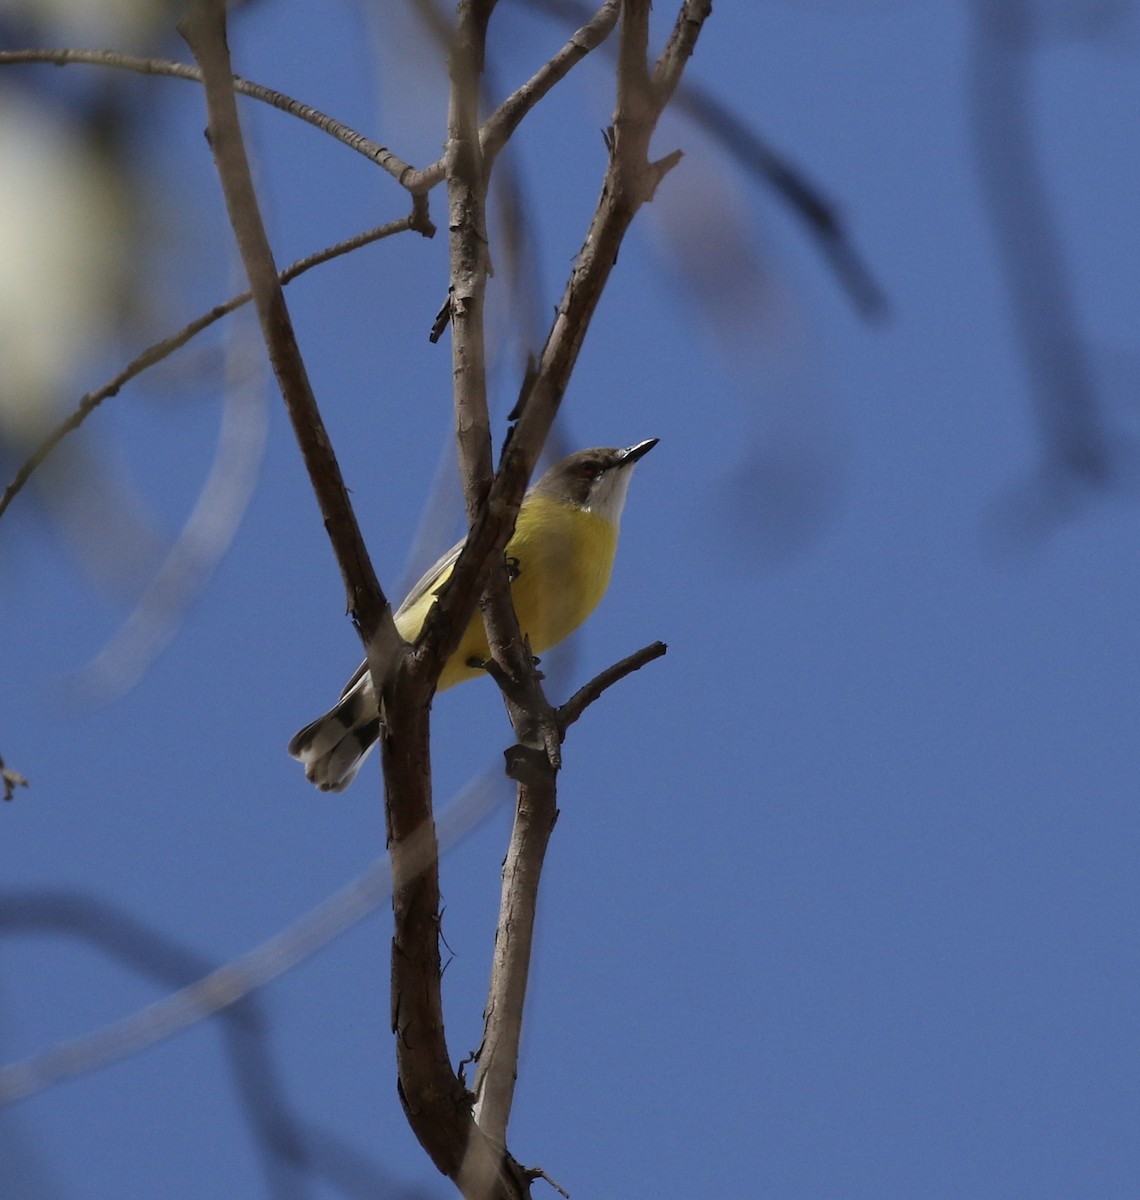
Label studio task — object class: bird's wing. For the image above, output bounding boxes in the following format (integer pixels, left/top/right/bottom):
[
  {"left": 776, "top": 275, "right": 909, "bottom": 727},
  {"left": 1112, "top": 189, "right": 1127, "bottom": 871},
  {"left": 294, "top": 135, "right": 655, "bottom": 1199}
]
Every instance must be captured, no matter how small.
[
  {"left": 396, "top": 536, "right": 466, "bottom": 617},
  {"left": 336, "top": 535, "right": 466, "bottom": 700}
]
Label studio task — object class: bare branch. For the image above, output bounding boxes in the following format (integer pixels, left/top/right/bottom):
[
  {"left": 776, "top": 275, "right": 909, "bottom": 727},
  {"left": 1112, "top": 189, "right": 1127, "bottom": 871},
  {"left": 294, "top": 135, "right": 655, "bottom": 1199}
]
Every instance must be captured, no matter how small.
[
  {"left": 471, "top": 640, "right": 665, "bottom": 1141},
  {"left": 0, "top": 215, "right": 424, "bottom": 524},
  {"left": 557, "top": 640, "right": 667, "bottom": 734},
  {"left": 384, "top": 7, "right": 547, "bottom": 1195},
  {"left": 468, "top": 0, "right": 706, "bottom": 1160},
  {"left": 481, "top": 1, "right": 620, "bottom": 172},
  {"left": 0, "top": 48, "right": 423, "bottom": 186},
  {"left": 491, "top": 0, "right": 711, "bottom": 483},
  {"left": 617, "top": 0, "right": 653, "bottom": 119},
  {"left": 651, "top": 0, "right": 712, "bottom": 102},
  {"left": 472, "top": 773, "right": 557, "bottom": 1143},
  {"left": 405, "top": 0, "right": 552, "bottom": 706},
  {"left": 518, "top": 0, "right": 885, "bottom": 317},
  {"left": 447, "top": 1, "right": 498, "bottom": 518},
  {"left": 179, "top": 0, "right": 397, "bottom": 659}
]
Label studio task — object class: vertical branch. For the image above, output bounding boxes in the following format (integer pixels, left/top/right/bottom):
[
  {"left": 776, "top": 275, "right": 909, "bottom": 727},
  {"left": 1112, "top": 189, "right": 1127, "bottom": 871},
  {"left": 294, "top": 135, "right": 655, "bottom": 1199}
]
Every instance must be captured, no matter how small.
[
  {"left": 383, "top": 674, "right": 508, "bottom": 1195},
  {"left": 447, "top": 0, "right": 499, "bottom": 514},
  {"left": 388, "top": 4, "right": 537, "bottom": 1197},
  {"left": 491, "top": 0, "right": 709, "bottom": 479},
  {"left": 473, "top": 769, "right": 558, "bottom": 1142},
  {"left": 470, "top": 0, "right": 711, "bottom": 1152}
]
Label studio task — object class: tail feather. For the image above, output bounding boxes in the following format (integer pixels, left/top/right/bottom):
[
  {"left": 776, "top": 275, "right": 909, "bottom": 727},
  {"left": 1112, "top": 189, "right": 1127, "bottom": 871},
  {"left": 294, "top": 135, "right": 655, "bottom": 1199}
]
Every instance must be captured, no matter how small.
[{"left": 288, "top": 675, "right": 380, "bottom": 792}]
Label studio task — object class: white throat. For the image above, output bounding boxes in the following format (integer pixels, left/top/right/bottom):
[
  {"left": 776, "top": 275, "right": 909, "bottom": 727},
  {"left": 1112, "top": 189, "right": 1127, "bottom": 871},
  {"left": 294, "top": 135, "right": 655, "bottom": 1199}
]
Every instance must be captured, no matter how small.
[{"left": 584, "top": 465, "right": 637, "bottom": 527}]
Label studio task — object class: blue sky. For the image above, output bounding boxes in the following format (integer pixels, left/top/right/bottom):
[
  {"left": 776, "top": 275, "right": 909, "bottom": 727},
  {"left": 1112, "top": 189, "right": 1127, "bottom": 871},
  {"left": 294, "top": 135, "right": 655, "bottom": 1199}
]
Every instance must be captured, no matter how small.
[{"left": 3, "top": 2, "right": 1140, "bottom": 1197}]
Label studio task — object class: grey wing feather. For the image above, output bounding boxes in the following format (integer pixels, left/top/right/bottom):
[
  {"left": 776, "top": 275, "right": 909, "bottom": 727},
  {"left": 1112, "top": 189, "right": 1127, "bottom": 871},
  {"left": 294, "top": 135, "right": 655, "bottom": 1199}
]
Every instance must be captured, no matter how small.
[
  {"left": 336, "top": 536, "right": 465, "bottom": 699},
  {"left": 397, "top": 536, "right": 466, "bottom": 615}
]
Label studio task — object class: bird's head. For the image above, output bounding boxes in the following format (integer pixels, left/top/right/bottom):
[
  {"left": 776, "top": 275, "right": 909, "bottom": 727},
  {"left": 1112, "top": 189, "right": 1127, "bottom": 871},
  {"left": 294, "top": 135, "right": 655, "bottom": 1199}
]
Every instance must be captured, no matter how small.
[{"left": 531, "top": 438, "right": 658, "bottom": 526}]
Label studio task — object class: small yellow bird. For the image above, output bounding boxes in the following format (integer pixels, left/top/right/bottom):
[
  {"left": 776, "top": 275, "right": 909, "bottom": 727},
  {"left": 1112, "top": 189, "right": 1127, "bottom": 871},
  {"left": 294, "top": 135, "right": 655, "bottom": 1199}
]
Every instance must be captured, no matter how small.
[{"left": 289, "top": 438, "right": 658, "bottom": 791}]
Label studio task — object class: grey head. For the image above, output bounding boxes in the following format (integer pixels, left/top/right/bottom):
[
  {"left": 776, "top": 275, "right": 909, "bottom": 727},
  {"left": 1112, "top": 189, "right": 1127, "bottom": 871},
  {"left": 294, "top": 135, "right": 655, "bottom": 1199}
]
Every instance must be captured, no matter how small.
[{"left": 530, "top": 438, "right": 658, "bottom": 525}]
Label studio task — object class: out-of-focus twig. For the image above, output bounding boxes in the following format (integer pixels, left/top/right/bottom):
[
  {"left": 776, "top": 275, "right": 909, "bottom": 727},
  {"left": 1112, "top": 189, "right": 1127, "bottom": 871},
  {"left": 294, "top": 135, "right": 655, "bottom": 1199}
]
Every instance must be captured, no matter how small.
[
  {"left": 0, "top": 890, "right": 310, "bottom": 1195},
  {"left": 671, "top": 82, "right": 888, "bottom": 319},
  {"left": 968, "top": 0, "right": 1112, "bottom": 490},
  {"left": 518, "top": 0, "right": 887, "bottom": 318},
  {"left": 0, "top": 765, "right": 504, "bottom": 1105},
  {"left": 67, "top": 317, "right": 268, "bottom": 705},
  {"left": 0, "top": 215, "right": 427, "bottom": 525},
  {"left": 0, "top": 886, "right": 438, "bottom": 1193},
  {"left": 1, "top": 756, "right": 28, "bottom": 802}
]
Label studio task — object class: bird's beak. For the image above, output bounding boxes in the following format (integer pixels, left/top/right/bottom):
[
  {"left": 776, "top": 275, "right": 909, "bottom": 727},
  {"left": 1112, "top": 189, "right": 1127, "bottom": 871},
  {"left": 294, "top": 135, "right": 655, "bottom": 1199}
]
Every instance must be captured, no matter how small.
[{"left": 619, "top": 437, "right": 659, "bottom": 467}]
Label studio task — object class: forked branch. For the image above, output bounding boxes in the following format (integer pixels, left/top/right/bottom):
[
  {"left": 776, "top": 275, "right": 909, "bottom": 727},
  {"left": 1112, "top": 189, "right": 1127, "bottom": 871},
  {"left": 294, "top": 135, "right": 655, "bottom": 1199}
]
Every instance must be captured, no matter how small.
[{"left": 467, "top": 0, "right": 707, "bottom": 1176}]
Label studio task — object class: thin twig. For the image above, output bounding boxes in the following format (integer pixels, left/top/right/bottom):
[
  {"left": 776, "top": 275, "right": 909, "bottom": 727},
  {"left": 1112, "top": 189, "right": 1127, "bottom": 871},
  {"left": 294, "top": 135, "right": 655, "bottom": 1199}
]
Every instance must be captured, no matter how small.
[
  {"left": 525, "top": 1165, "right": 571, "bottom": 1199},
  {"left": 557, "top": 640, "right": 667, "bottom": 734},
  {"left": 0, "top": 216, "right": 424, "bottom": 524},
  {"left": 481, "top": 1, "right": 620, "bottom": 172},
  {"left": 0, "top": 49, "right": 421, "bottom": 186},
  {"left": 518, "top": 0, "right": 886, "bottom": 317}
]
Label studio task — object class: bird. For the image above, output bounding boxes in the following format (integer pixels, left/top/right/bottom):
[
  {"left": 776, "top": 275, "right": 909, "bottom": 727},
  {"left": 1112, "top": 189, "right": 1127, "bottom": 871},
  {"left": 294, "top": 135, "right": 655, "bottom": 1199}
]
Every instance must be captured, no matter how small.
[{"left": 288, "top": 438, "right": 658, "bottom": 791}]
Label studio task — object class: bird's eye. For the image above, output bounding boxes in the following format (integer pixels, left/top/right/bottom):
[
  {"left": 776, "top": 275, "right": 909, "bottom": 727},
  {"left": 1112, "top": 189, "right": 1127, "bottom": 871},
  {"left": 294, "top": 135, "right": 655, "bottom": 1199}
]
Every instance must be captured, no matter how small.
[{"left": 578, "top": 461, "right": 600, "bottom": 480}]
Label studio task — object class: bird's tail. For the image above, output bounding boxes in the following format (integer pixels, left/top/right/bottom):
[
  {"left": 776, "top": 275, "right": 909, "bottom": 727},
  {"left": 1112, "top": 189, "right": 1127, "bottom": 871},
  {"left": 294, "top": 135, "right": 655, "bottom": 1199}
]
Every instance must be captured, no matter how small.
[{"left": 287, "top": 674, "right": 380, "bottom": 792}]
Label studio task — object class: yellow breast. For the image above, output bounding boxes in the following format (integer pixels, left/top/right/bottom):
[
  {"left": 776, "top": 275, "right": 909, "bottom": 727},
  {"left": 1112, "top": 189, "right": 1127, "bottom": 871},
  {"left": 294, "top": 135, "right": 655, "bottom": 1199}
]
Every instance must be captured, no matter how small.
[{"left": 396, "top": 494, "right": 620, "bottom": 692}]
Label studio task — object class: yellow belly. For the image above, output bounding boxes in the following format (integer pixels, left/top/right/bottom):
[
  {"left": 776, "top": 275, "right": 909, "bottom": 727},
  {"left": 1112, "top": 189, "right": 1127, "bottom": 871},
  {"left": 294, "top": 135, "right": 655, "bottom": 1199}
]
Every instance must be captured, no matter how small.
[{"left": 395, "top": 495, "right": 619, "bottom": 691}]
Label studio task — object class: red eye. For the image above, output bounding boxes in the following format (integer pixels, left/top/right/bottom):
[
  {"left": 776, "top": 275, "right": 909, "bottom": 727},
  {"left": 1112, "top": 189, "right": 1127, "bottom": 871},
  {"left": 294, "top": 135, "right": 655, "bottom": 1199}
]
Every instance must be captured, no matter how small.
[{"left": 578, "top": 462, "right": 600, "bottom": 480}]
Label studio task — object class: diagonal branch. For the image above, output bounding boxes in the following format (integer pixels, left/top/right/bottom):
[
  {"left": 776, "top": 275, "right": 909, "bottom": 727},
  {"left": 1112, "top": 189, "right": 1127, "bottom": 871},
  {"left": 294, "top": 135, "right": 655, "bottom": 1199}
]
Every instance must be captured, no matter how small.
[
  {"left": 516, "top": 0, "right": 886, "bottom": 317},
  {"left": 179, "top": 0, "right": 398, "bottom": 662},
  {"left": 480, "top": 1, "right": 620, "bottom": 173},
  {"left": 557, "top": 639, "right": 668, "bottom": 734},
  {"left": 491, "top": 0, "right": 712, "bottom": 484},
  {"left": 651, "top": 0, "right": 711, "bottom": 101}
]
